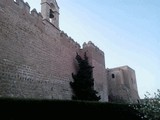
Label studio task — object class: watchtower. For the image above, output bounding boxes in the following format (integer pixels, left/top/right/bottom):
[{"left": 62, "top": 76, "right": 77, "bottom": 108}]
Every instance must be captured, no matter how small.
[{"left": 41, "top": 0, "right": 59, "bottom": 28}]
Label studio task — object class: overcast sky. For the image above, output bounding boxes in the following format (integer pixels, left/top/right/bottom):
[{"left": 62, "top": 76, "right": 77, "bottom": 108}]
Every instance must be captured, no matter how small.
[{"left": 24, "top": 0, "right": 160, "bottom": 99}]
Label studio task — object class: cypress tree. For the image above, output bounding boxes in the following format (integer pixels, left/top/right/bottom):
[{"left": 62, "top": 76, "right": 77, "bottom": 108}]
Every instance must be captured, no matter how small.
[{"left": 70, "top": 52, "right": 101, "bottom": 101}]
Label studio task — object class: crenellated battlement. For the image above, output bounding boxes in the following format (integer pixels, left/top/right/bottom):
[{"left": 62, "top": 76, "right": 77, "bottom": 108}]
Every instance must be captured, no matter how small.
[
  {"left": 60, "top": 31, "right": 81, "bottom": 49},
  {"left": 0, "top": 0, "right": 44, "bottom": 30},
  {"left": 0, "top": 0, "right": 139, "bottom": 103},
  {"left": 0, "top": 0, "right": 80, "bottom": 49},
  {"left": 0, "top": 0, "right": 41, "bottom": 25},
  {"left": 14, "top": 0, "right": 30, "bottom": 12},
  {"left": 31, "top": 8, "right": 43, "bottom": 19},
  {"left": 13, "top": 0, "right": 43, "bottom": 19},
  {"left": 83, "top": 41, "right": 104, "bottom": 56}
]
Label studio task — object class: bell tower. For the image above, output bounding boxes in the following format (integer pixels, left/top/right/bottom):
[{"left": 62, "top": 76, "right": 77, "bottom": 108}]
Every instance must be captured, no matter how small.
[{"left": 41, "top": 0, "right": 59, "bottom": 29}]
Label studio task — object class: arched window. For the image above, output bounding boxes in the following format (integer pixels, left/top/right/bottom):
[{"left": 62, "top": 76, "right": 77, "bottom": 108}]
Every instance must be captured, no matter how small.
[
  {"left": 49, "top": 3, "right": 56, "bottom": 22},
  {"left": 50, "top": 9, "right": 54, "bottom": 18}
]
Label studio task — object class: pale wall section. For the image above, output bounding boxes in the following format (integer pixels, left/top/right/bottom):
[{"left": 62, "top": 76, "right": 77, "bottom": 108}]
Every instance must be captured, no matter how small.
[
  {"left": 107, "top": 66, "right": 140, "bottom": 103},
  {"left": 0, "top": 0, "right": 139, "bottom": 103},
  {"left": 0, "top": 0, "right": 80, "bottom": 100},
  {"left": 0, "top": 0, "right": 107, "bottom": 101}
]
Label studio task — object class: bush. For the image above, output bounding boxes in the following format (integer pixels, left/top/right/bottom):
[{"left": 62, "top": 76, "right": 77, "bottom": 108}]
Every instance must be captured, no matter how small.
[{"left": 131, "top": 89, "right": 160, "bottom": 120}]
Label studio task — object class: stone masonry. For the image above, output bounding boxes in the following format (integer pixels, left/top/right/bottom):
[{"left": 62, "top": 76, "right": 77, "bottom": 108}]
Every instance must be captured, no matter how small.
[
  {"left": 0, "top": 0, "right": 139, "bottom": 103},
  {"left": 107, "top": 66, "right": 139, "bottom": 103}
]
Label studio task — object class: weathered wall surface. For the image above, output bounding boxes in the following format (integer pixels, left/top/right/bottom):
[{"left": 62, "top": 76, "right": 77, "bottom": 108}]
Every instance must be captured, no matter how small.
[
  {"left": 0, "top": 0, "right": 139, "bottom": 103},
  {"left": 107, "top": 66, "right": 139, "bottom": 103},
  {"left": 82, "top": 42, "right": 108, "bottom": 101},
  {"left": 0, "top": 0, "right": 107, "bottom": 101},
  {"left": 0, "top": 0, "right": 77, "bottom": 99}
]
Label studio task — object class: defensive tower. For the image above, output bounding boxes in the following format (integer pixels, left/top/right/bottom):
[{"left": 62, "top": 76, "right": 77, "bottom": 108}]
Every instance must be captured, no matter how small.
[
  {"left": 0, "top": 0, "right": 139, "bottom": 103},
  {"left": 41, "top": 0, "right": 59, "bottom": 28}
]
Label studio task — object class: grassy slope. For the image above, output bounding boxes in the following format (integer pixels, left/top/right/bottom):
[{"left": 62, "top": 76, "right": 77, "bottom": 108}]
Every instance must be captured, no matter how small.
[{"left": 0, "top": 98, "right": 143, "bottom": 120}]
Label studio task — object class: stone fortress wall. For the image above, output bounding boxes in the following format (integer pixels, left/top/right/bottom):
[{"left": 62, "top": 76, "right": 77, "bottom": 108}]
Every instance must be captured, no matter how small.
[
  {"left": 107, "top": 66, "right": 139, "bottom": 103},
  {"left": 0, "top": 0, "right": 139, "bottom": 102}
]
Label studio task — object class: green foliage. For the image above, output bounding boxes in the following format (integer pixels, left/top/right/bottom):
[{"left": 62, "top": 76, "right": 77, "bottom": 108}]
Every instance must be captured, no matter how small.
[
  {"left": 70, "top": 53, "right": 101, "bottom": 101},
  {"left": 131, "top": 89, "right": 160, "bottom": 120}
]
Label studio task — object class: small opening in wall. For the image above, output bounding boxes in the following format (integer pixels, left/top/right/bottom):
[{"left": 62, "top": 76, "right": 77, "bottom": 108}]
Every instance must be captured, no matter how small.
[
  {"left": 49, "top": 18, "right": 52, "bottom": 22},
  {"left": 112, "top": 74, "right": 115, "bottom": 78},
  {"left": 50, "top": 9, "right": 54, "bottom": 18}
]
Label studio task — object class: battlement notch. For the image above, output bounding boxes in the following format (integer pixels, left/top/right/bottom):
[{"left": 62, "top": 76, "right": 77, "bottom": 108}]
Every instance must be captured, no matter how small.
[
  {"left": 83, "top": 41, "right": 104, "bottom": 56},
  {"left": 24, "top": 2, "right": 30, "bottom": 13},
  {"left": 60, "top": 31, "right": 80, "bottom": 49},
  {"left": 31, "top": 9, "right": 39, "bottom": 18}
]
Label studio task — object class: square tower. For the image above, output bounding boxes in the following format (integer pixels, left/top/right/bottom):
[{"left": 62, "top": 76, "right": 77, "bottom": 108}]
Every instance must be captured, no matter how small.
[
  {"left": 41, "top": 0, "right": 59, "bottom": 28},
  {"left": 107, "top": 66, "right": 140, "bottom": 103}
]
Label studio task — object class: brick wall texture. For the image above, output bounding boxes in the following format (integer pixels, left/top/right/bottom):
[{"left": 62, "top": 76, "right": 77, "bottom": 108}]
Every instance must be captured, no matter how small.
[
  {"left": 0, "top": 0, "right": 140, "bottom": 103},
  {"left": 0, "top": 0, "right": 108, "bottom": 101}
]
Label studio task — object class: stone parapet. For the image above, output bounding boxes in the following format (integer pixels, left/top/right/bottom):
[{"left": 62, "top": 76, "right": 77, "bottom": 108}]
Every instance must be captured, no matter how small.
[{"left": 60, "top": 31, "right": 81, "bottom": 49}]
